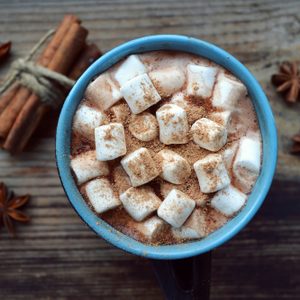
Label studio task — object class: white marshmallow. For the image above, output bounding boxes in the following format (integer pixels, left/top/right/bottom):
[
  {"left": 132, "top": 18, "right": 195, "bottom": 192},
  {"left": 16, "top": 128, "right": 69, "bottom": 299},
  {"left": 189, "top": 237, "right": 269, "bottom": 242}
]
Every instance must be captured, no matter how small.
[
  {"left": 212, "top": 73, "right": 247, "bottom": 109},
  {"left": 157, "top": 189, "right": 195, "bottom": 228},
  {"left": 73, "top": 104, "right": 107, "bottom": 140},
  {"left": 110, "top": 103, "right": 131, "bottom": 123},
  {"left": 233, "top": 135, "right": 261, "bottom": 192},
  {"left": 95, "top": 123, "right": 127, "bottom": 161},
  {"left": 138, "top": 216, "right": 165, "bottom": 240},
  {"left": 159, "top": 179, "right": 208, "bottom": 207},
  {"left": 120, "top": 187, "right": 161, "bottom": 221},
  {"left": 191, "top": 118, "right": 227, "bottom": 152},
  {"left": 115, "top": 55, "right": 147, "bottom": 86},
  {"left": 149, "top": 67, "right": 185, "bottom": 97},
  {"left": 222, "top": 143, "right": 238, "bottom": 171},
  {"left": 194, "top": 154, "right": 230, "bottom": 193},
  {"left": 186, "top": 64, "right": 218, "bottom": 99},
  {"left": 210, "top": 111, "right": 232, "bottom": 127},
  {"left": 211, "top": 185, "right": 247, "bottom": 216},
  {"left": 128, "top": 112, "right": 158, "bottom": 141},
  {"left": 156, "top": 104, "right": 189, "bottom": 145},
  {"left": 120, "top": 74, "right": 161, "bottom": 114},
  {"left": 156, "top": 149, "right": 191, "bottom": 184},
  {"left": 234, "top": 135, "right": 261, "bottom": 175},
  {"left": 170, "top": 92, "right": 188, "bottom": 108},
  {"left": 85, "top": 74, "right": 122, "bottom": 111},
  {"left": 85, "top": 178, "right": 121, "bottom": 213},
  {"left": 70, "top": 150, "right": 109, "bottom": 185},
  {"left": 121, "top": 147, "right": 160, "bottom": 187},
  {"left": 172, "top": 209, "right": 206, "bottom": 240}
]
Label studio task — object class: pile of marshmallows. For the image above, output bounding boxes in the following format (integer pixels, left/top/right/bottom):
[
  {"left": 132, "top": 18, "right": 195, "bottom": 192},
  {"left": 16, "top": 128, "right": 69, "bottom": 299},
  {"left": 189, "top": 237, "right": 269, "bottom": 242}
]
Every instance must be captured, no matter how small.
[{"left": 71, "top": 55, "right": 262, "bottom": 241}]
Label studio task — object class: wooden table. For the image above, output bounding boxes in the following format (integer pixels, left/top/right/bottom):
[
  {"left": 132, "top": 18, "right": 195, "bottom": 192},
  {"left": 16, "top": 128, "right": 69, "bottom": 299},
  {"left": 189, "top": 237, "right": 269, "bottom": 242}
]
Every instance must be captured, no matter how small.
[{"left": 0, "top": 1, "right": 299, "bottom": 299}]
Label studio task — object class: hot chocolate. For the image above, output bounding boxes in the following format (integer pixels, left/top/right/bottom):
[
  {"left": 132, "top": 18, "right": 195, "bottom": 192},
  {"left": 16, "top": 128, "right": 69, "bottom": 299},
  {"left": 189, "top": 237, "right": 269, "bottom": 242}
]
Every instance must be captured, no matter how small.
[{"left": 70, "top": 51, "right": 262, "bottom": 245}]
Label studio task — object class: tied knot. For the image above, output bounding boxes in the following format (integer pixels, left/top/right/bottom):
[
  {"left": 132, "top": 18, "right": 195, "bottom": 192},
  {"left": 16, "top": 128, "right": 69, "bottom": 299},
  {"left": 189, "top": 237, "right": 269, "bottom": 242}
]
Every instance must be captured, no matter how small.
[{"left": 0, "top": 29, "right": 75, "bottom": 109}]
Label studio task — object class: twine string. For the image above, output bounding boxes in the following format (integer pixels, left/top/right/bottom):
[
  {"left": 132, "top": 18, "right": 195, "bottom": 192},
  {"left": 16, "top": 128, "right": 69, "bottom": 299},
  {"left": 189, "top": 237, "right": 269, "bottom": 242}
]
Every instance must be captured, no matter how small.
[{"left": 0, "top": 29, "right": 75, "bottom": 108}]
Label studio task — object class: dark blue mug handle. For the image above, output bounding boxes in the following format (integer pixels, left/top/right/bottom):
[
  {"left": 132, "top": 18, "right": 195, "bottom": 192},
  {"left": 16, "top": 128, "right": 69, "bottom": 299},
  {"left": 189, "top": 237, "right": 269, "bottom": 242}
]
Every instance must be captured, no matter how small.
[{"left": 151, "top": 251, "right": 212, "bottom": 300}]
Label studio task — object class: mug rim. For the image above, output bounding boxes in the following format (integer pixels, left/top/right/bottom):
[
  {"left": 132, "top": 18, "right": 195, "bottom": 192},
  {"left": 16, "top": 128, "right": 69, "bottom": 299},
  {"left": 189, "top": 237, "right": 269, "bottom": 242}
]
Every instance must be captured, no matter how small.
[{"left": 56, "top": 34, "right": 277, "bottom": 260}]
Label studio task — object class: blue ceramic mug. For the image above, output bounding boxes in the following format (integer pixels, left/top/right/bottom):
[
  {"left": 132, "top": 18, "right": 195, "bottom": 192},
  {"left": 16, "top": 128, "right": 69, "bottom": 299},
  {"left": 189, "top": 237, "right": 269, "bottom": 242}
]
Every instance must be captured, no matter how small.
[{"left": 56, "top": 35, "right": 277, "bottom": 299}]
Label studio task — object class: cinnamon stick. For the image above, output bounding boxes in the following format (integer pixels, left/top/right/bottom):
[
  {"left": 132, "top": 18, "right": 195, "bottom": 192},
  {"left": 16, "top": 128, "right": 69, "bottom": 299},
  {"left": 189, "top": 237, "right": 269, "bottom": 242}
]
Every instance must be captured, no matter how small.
[
  {"left": 7, "top": 43, "right": 101, "bottom": 152},
  {"left": 48, "top": 22, "right": 88, "bottom": 74},
  {"left": 68, "top": 43, "right": 102, "bottom": 80},
  {"left": 0, "top": 87, "right": 31, "bottom": 138},
  {"left": 3, "top": 22, "right": 88, "bottom": 153},
  {"left": 0, "top": 15, "right": 80, "bottom": 140},
  {"left": 0, "top": 84, "right": 19, "bottom": 115},
  {"left": 4, "top": 103, "right": 47, "bottom": 153},
  {"left": 38, "top": 15, "right": 80, "bottom": 66}
]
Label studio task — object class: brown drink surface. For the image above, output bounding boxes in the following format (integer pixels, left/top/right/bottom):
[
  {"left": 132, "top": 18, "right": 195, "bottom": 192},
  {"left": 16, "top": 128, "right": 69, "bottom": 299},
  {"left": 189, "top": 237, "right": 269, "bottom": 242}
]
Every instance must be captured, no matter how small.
[{"left": 70, "top": 51, "right": 262, "bottom": 245}]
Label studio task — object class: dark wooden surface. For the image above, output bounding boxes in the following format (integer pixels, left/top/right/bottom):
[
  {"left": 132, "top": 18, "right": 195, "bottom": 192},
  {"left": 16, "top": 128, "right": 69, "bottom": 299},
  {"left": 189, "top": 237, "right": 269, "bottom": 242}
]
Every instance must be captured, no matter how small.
[{"left": 0, "top": 1, "right": 299, "bottom": 299}]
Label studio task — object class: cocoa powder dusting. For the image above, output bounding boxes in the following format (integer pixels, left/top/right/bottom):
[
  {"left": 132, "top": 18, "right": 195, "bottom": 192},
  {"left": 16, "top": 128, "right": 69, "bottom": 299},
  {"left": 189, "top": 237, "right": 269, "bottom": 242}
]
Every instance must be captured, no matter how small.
[
  {"left": 151, "top": 78, "right": 165, "bottom": 96},
  {"left": 71, "top": 132, "right": 94, "bottom": 156},
  {"left": 186, "top": 105, "right": 206, "bottom": 124},
  {"left": 103, "top": 128, "right": 115, "bottom": 141},
  {"left": 111, "top": 166, "right": 131, "bottom": 195}
]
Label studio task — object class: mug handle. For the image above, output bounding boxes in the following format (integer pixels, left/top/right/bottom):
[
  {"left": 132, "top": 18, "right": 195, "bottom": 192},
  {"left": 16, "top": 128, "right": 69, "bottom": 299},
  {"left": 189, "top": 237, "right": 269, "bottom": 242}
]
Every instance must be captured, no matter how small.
[{"left": 151, "top": 251, "right": 212, "bottom": 300}]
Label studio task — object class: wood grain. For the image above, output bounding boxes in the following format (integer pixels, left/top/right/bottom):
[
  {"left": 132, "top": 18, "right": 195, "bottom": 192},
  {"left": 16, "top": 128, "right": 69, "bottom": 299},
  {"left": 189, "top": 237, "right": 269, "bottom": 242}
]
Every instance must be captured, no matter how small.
[{"left": 0, "top": 0, "right": 299, "bottom": 299}]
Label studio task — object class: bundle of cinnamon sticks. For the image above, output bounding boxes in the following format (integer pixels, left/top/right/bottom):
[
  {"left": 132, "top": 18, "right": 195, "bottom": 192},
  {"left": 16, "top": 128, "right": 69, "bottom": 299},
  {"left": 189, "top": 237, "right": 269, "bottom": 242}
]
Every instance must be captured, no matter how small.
[{"left": 0, "top": 15, "right": 101, "bottom": 154}]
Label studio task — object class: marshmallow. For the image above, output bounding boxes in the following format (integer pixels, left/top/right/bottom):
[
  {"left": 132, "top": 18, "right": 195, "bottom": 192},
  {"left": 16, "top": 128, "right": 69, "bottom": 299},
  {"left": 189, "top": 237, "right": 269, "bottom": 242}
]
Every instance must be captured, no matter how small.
[
  {"left": 85, "top": 74, "right": 122, "bottom": 111},
  {"left": 121, "top": 147, "right": 160, "bottom": 187},
  {"left": 115, "top": 55, "right": 147, "bottom": 86},
  {"left": 233, "top": 135, "right": 261, "bottom": 191},
  {"left": 70, "top": 150, "right": 109, "bottom": 185},
  {"left": 210, "top": 111, "right": 232, "bottom": 127},
  {"left": 159, "top": 178, "right": 208, "bottom": 207},
  {"left": 212, "top": 73, "right": 247, "bottom": 109},
  {"left": 85, "top": 178, "right": 121, "bottom": 213},
  {"left": 110, "top": 102, "right": 131, "bottom": 123},
  {"left": 128, "top": 112, "right": 158, "bottom": 141},
  {"left": 157, "top": 189, "right": 195, "bottom": 228},
  {"left": 156, "top": 149, "right": 191, "bottom": 184},
  {"left": 194, "top": 154, "right": 230, "bottom": 193},
  {"left": 112, "top": 166, "right": 131, "bottom": 195},
  {"left": 73, "top": 104, "right": 107, "bottom": 140},
  {"left": 120, "top": 187, "right": 161, "bottom": 221},
  {"left": 191, "top": 118, "right": 227, "bottom": 152},
  {"left": 170, "top": 92, "right": 188, "bottom": 108},
  {"left": 172, "top": 209, "right": 206, "bottom": 240},
  {"left": 95, "top": 123, "right": 127, "bottom": 161},
  {"left": 211, "top": 185, "right": 247, "bottom": 216},
  {"left": 120, "top": 74, "right": 161, "bottom": 114},
  {"left": 222, "top": 143, "right": 238, "bottom": 171},
  {"left": 156, "top": 104, "right": 189, "bottom": 145},
  {"left": 186, "top": 64, "right": 218, "bottom": 99},
  {"left": 138, "top": 216, "right": 165, "bottom": 240},
  {"left": 149, "top": 67, "right": 185, "bottom": 97}
]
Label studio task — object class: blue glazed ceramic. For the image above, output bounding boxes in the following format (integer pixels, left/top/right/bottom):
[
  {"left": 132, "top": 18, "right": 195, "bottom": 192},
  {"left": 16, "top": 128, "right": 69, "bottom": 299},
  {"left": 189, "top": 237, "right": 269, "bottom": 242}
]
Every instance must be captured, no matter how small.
[{"left": 56, "top": 35, "right": 277, "bottom": 260}]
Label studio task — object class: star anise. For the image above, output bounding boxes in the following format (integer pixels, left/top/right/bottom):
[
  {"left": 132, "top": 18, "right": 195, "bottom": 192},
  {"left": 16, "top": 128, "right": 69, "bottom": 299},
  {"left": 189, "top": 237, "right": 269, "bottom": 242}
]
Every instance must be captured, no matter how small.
[
  {"left": 0, "top": 182, "right": 30, "bottom": 236},
  {"left": 291, "top": 133, "right": 300, "bottom": 154},
  {"left": 0, "top": 41, "right": 11, "bottom": 63},
  {"left": 271, "top": 61, "right": 300, "bottom": 103}
]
